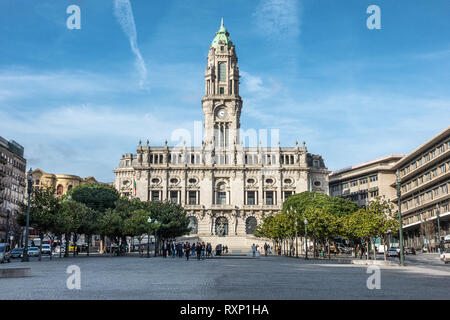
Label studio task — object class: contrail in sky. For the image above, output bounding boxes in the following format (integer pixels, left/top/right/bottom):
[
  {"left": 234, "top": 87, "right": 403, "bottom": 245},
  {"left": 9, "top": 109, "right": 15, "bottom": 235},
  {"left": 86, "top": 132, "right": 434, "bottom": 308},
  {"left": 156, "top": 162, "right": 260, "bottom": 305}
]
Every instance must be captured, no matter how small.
[{"left": 113, "top": 0, "right": 148, "bottom": 89}]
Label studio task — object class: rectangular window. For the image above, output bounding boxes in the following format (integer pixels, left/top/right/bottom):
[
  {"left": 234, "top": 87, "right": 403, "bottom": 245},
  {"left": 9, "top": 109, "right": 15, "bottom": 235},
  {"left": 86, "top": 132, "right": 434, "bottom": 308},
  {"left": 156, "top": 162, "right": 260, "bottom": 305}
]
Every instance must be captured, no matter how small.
[
  {"left": 359, "top": 178, "right": 367, "bottom": 184},
  {"left": 342, "top": 183, "right": 348, "bottom": 189},
  {"left": 265, "top": 191, "right": 274, "bottom": 205},
  {"left": 369, "top": 175, "right": 378, "bottom": 182},
  {"left": 217, "top": 191, "right": 226, "bottom": 205},
  {"left": 219, "top": 87, "right": 224, "bottom": 94},
  {"left": 188, "top": 191, "right": 197, "bottom": 205},
  {"left": 247, "top": 191, "right": 256, "bottom": 205},
  {"left": 218, "top": 63, "right": 226, "bottom": 81},
  {"left": 170, "top": 191, "right": 178, "bottom": 204},
  {"left": 442, "top": 184, "right": 448, "bottom": 194},
  {"left": 284, "top": 191, "right": 293, "bottom": 200},
  {"left": 350, "top": 180, "right": 358, "bottom": 187},
  {"left": 440, "top": 164, "right": 446, "bottom": 173},
  {"left": 439, "top": 145, "right": 444, "bottom": 153},
  {"left": 151, "top": 191, "right": 160, "bottom": 202}
]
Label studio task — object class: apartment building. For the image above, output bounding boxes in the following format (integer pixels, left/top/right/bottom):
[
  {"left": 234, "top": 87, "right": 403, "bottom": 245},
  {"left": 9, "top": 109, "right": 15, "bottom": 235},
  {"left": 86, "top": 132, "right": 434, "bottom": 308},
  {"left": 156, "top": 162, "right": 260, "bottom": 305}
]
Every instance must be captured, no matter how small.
[
  {"left": 392, "top": 127, "right": 450, "bottom": 249},
  {"left": 329, "top": 155, "right": 403, "bottom": 208}
]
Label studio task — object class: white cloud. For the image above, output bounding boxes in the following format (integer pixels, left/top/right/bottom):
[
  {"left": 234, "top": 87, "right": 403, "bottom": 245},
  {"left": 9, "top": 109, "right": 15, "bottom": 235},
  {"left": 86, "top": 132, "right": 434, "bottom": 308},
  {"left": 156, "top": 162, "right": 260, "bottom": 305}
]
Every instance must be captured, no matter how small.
[
  {"left": 0, "top": 104, "right": 199, "bottom": 181},
  {"left": 113, "top": 0, "right": 148, "bottom": 90},
  {"left": 253, "top": 0, "right": 301, "bottom": 39}
]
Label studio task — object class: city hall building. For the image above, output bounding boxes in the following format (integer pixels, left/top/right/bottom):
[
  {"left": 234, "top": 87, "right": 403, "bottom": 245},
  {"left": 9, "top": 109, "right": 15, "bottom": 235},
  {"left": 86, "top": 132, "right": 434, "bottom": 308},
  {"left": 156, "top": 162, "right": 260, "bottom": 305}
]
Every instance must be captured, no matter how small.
[{"left": 113, "top": 20, "right": 329, "bottom": 249}]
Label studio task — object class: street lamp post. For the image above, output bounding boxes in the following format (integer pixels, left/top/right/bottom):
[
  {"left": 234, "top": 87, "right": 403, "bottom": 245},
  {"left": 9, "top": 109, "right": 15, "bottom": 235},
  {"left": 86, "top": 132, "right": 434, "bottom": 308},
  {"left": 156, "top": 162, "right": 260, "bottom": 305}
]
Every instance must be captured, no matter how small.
[
  {"left": 22, "top": 169, "right": 33, "bottom": 262},
  {"left": 147, "top": 217, "right": 151, "bottom": 258},
  {"left": 304, "top": 218, "right": 308, "bottom": 260},
  {"left": 436, "top": 204, "right": 442, "bottom": 254},
  {"left": 294, "top": 220, "right": 298, "bottom": 258},
  {"left": 153, "top": 219, "right": 158, "bottom": 257},
  {"left": 396, "top": 170, "right": 405, "bottom": 266}
]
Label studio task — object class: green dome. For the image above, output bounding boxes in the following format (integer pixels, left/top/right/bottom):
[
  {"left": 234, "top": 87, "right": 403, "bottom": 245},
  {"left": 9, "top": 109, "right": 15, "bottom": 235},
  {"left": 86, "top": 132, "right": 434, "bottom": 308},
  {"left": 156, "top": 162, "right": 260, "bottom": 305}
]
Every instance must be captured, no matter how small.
[{"left": 211, "top": 18, "right": 233, "bottom": 48}]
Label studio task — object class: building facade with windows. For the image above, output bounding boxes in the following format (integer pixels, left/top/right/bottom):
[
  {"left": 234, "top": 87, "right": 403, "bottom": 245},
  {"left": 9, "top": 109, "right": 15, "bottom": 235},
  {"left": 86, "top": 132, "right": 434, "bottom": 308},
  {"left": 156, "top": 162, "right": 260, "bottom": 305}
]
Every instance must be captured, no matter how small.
[
  {"left": 0, "top": 136, "right": 26, "bottom": 244},
  {"left": 32, "top": 168, "right": 99, "bottom": 196},
  {"left": 113, "top": 20, "right": 329, "bottom": 249},
  {"left": 392, "top": 127, "right": 450, "bottom": 249},
  {"left": 329, "top": 155, "right": 403, "bottom": 208}
]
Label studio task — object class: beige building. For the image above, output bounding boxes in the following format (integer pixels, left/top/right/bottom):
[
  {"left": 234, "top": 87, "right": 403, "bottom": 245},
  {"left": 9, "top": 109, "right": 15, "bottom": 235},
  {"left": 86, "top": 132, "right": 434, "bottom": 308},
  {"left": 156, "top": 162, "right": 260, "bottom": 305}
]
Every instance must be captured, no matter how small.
[
  {"left": 32, "top": 168, "right": 99, "bottom": 196},
  {"left": 392, "top": 127, "right": 450, "bottom": 249},
  {"left": 114, "top": 20, "right": 329, "bottom": 249},
  {"left": 0, "top": 136, "right": 26, "bottom": 244},
  {"left": 329, "top": 155, "right": 403, "bottom": 208}
]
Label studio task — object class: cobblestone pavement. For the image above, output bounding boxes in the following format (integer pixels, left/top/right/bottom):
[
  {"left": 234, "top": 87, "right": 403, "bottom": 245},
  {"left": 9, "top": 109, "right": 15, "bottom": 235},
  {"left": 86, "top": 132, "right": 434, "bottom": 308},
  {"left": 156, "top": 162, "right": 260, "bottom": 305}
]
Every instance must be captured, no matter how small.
[{"left": 1, "top": 254, "right": 449, "bottom": 300}]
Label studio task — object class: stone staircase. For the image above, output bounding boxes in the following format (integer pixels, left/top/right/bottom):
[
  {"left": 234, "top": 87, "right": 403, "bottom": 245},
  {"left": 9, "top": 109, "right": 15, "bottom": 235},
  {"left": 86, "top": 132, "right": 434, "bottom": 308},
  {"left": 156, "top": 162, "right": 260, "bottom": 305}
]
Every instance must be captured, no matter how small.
[{"left": 176, "top": 235, "right": 271, "bottom": 253}]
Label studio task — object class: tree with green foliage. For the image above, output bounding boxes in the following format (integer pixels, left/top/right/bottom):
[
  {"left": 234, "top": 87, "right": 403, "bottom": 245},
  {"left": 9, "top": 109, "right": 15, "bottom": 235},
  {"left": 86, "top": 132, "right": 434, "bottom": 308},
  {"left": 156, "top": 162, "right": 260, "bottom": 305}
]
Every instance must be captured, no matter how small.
[
  {"left": 124, "top": 209, "right": 152, "bottom": 256},
  {"left": 17, "top": 186, "right": 60, "bottom": 261},
  {"left": 69, "top": 183, "right": 119, "bottom": 253},
  {"left": 144, "top": 201, "right": 191, "bottom": 242},
  {"left": 57, "top": 200, "right": 90, "bottom": 257},
  {"left": 99, "top": 208, "right": 125, "bottom": 256},
  {"left": 69, "top": 183, "right": 119, "bottom": 212}
]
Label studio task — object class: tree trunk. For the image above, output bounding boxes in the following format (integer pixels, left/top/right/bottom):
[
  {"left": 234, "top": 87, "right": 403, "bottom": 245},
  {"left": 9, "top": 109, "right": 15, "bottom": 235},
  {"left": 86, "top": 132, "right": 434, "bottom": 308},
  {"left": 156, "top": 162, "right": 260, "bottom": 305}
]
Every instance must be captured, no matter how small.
[
  {"left": 87, "top": 234, "right": 90, "bottom": 257},
  {"left": 373, "top": 238, "right": 376, "bottom": 261},
  {"left": 38, "top": 232, "right": 43, "bottom": 261},
  {"left": 59, "top": 234, "right": 62, "bottom": 259},
  {"left": 64, "top": 233, "right": 69, "bottom": 257},
  {"left": 366, "top": 239, "right": 369, "bottom": 261},
  {"left": 327, "top": 239, "right": 331, "bottom": 259},
  {"left": 383, "top": 236, "right": 387, "bottom": 261},
  {"left": 73, "top": 234, "right": 77, "bottom": 258},
  {"left": 49, "top": 234, "right": 53, "bottom": 260}
]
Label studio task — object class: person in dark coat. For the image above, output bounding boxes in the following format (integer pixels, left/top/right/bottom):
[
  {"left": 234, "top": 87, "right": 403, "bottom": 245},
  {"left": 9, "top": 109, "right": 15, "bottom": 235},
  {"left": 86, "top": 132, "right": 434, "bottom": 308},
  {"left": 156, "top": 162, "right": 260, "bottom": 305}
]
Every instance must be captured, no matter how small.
[
  {"left": 185, "top": 242, "right": 191, "bottom": 260},
  {"left": 196, "top": 242, "right": 202, "bottom": 260}
]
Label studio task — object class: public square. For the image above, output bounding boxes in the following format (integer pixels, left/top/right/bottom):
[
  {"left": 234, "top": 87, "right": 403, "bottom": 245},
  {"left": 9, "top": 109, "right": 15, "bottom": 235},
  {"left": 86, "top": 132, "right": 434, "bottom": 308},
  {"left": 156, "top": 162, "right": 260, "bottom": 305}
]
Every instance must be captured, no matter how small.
[{"left": 1, "top": 253, "right": 449, "bottom": 300}]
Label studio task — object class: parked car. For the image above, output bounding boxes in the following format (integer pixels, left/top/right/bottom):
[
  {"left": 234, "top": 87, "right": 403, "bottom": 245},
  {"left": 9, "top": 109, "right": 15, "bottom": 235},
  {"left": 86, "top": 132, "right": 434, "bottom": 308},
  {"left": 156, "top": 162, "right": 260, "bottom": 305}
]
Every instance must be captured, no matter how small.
[
  {"left": 54, "top": 246, "right": 65, "bottom": 254},
  {"left": 387, "top": 247, "right": 400, "bottom": 257},
  {"left": 27, "top": 247, "right": 40, "bottom": 257},
  {"left": 440, "top": 248, "right": 450, "bottom": 264},
  {"left": 0, "top": 243, "right": 11, "bottom": 263},
  {"left": 41, "top": 244, "right": 52, "bottom": 255},
  {"left": 405, "top": 247, "right": 416, "bottom": 255},
  {"left": 10, "top": 248, "right": 24, "bottom": 258}
]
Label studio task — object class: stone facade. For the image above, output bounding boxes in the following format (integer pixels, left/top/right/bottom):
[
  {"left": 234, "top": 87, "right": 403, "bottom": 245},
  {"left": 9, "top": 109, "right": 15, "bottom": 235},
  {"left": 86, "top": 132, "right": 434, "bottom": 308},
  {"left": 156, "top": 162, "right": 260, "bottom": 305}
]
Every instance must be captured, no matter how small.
[
  {"left": 329, "top": 155, "right": 403, "bottom": 208},
  {"left": 113, "top": 20, "right": 329, "bottom": 249},
  {"left": 32, "top": 168, "right": 99, "bottom": 196},
  {"left": 0, "top": 136, "right": 26, "bottom": 244}
]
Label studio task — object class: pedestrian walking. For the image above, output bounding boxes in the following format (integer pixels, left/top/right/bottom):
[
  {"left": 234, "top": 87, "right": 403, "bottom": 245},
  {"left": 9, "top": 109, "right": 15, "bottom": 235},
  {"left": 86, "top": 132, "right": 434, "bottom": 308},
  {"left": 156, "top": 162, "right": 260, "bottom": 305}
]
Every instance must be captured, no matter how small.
[
  {"left": 206, "top": 243, "right": 212, "bottom": 258},
  {"left": 201, "top": 242, "right": 206, "bottom": 260},
  {"left": 196, "top": 242, "right": 202, "bottom": 260},
  {"left": 252, "top": 243, "right": 256, "bottom": 257},
  {"left": 185, "top": 242, "right": 191, "bottom": 260}
]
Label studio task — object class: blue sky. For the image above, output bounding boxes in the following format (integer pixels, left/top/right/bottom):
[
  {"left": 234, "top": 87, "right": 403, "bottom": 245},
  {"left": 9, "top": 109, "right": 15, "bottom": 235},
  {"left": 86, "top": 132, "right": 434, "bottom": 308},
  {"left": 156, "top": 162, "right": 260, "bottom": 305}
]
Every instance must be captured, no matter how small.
[{"left": 1, "top": 0, "right": 449, "bottom": 182}]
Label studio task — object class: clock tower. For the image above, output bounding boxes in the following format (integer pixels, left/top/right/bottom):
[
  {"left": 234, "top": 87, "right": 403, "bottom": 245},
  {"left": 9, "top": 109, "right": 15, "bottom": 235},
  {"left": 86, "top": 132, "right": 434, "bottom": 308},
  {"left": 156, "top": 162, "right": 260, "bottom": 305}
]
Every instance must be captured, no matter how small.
[{"left": 202, "top": 18, "right": 242, "bottom": 150}]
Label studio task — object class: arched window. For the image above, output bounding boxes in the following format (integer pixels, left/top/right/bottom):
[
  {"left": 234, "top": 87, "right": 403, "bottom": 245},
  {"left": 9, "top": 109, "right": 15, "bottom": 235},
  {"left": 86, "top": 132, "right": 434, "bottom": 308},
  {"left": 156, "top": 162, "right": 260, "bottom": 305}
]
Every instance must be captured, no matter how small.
[
  {"left": 56, "top": 184, "right": 64, "bottom": 196},
  {"left": 67, "top": 185, "right": 73, "bottom": 192},
  {"left": 215, "top": 216, "right": 228, "bottom": 236},
  {"left": 188, "top": 216, "right": 198, "bottom": 235},
  {"left": 246, "top": 216, "right": 258, "bottom": 234}
]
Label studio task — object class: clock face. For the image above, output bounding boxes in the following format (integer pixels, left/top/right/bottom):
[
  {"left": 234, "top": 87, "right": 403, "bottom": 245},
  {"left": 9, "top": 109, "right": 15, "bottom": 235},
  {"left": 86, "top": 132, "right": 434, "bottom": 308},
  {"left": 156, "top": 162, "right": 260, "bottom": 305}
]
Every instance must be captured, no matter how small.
[{"left": 216, "top": 108, "right": 227, "bottom": 119}]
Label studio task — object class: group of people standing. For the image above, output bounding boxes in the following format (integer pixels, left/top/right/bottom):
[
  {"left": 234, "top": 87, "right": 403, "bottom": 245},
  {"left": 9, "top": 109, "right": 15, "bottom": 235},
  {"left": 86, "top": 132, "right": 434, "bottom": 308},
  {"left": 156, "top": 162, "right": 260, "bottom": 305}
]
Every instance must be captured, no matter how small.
[{"left": 161, "top": 241, "right": 213, "bottom": 260}]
